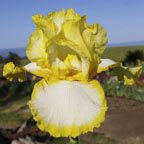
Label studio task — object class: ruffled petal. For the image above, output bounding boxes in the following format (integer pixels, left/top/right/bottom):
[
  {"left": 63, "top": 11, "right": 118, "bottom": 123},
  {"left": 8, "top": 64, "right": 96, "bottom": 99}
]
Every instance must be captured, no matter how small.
[
  {"left": 3, "top": 62, "right": 26, "bottom": 82},
  {"left": 60, "top": 16, "right": 92, "bottom": 59},
  {"left": 26, "top": 28, "right": 48, "bottom": 67},
  {"left": 47, "top": 8, "right": 80, "bottom": 31},
  {"left": 32, "top": 14, "right": 58, "bottom": 38},
  {"left": 82, "top": 23, "right": 108, "bottom": 55},
  {"left": 28, "top": 79, "right": 107, "bottom": 137},
  {"left": 3, "top": 62, "right": 15, "bottom": 81}
]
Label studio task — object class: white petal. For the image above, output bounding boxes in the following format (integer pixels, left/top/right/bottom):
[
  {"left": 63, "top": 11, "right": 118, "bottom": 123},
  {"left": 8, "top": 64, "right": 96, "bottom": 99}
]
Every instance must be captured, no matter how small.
[
  {"left": 29, "top": 79, "right": 107, "bottom": 137},
  {"left": 24, "top": 62, "right": 50, "bottom": 77},
  {"left": 97, "top": 58, "right": 118, "bottom": 73}
]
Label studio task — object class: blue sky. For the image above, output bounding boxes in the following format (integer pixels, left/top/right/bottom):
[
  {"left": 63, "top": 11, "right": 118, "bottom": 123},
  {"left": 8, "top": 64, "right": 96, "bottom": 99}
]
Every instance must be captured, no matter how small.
[{"left": 0, "top": 0, "right": 144, "bottom": 49}]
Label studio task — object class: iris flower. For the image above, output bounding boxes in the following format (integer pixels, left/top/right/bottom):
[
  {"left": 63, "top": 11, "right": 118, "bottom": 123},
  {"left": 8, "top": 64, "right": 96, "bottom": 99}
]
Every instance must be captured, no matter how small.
[{"left": 3, "top": 9, "right": 141, "bottom": 138}]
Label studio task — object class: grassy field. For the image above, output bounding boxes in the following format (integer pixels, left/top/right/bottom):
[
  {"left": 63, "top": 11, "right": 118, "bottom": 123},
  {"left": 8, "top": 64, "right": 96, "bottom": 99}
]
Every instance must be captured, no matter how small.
[
  {"left": 102, "top": 45, "right": 144, "bottom": 61},
  {"left": 0, "top": 96, "right": 31, "bottom": 128}
]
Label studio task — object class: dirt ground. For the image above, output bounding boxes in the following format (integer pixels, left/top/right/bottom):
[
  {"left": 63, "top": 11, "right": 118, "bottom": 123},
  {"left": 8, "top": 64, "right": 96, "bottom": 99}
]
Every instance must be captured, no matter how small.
[
  {"left": 1, "top": 96, "right": 144, "bottom": 144},
  {"left": 95, "top": 96, "right": 144, "bottom": 142}
]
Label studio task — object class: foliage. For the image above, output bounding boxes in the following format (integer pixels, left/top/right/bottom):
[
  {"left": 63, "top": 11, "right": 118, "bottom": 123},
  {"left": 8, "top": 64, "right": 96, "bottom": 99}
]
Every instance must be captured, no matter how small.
[
  {"left": 123, "top": 50, "right": 144, "bottom": 66},
  {"left": 141, "top": 64, "right": 144, "bottom": 75},
  {"left": 0, "top": 96, "right": 31, "bottom": 127},
  {"left": 103, "top": 79, "right": 144, "bottom": 101},
  {"left": 0, "top": 77, "right": 35, "bottom": 126},
  {"left": 102, "top": 46, "right": 144, "bottom": 61},
  {"left": 0, "top": 77, "right": 36, "bottom": 106},
  {"left": 0, "top": 55, "right": 4, "bottom": 63},
  {"left": 0, "top": 52, "right": 22, "bottom": 66},
  {"left": 0, "top": 112, "right": 25, "bottom": 124},
  {"left": 4, "top": 52, "right": 21, "bottom": 65}
]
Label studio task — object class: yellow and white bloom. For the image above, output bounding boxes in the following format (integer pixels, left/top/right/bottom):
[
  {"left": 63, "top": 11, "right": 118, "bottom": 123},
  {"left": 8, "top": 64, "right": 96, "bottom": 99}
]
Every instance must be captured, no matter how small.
[
  {"left": 3, "top": 62, "right": 26, "bottom": 82},
  {"left": 3, "top": 8, "right": 141, "bottom": 138},
  {"left": 29, "top": 79, "right": 106, "bottom": 137},
  {"left": 26, "top": 9, "right": 108, "bottom": 137}
]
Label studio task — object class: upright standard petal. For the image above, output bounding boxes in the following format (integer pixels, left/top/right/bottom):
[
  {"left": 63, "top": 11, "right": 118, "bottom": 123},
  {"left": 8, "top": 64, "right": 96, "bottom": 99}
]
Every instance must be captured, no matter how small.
[
  {"left": 46, "top": 36, "right": 78, "bottom": 64},
  {"left": 82, "top": 23, "right": 108, "bottom": 55},
  {"left": 26, "top": 29, "right": 48, "bottom": 67},
  {"left": 60, "top": 16, "right": 92, "bottom": 59},
  {"left": 47, "top": 8, "right": 80, "bottom": 31},
  {"left": 32, "top": 14, "right": 58, "bottom": 38},
  {"left": 29, "top": 79, "right": 107, "bottom": 137}
]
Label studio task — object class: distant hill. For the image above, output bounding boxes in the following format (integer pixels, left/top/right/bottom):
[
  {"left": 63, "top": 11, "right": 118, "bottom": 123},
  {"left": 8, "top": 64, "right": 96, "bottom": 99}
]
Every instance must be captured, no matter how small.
[
  {"left": 0, "top": 48, "right": 26, "bottom": 57},
  {"left": 108, "top": 40, "right": 144, "bottom": 47},
  {"left": 102, "top": 45, "right": 144, "bottom": 62},
  {"left": 0, "top": 45, "right": 144, "bottom": 62}
]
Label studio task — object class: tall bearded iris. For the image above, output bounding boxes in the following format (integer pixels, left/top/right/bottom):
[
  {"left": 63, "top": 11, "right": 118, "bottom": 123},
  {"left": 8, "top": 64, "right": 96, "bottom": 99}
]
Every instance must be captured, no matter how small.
[{"left": 3, "top": 9, "right": 141, "bottom": 138}]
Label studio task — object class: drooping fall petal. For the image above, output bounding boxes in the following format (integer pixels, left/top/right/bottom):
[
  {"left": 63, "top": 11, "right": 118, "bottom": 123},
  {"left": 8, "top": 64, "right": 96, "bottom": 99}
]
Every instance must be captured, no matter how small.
[{"left": 29, "top": 79, "right": 107, "bottom": 137}]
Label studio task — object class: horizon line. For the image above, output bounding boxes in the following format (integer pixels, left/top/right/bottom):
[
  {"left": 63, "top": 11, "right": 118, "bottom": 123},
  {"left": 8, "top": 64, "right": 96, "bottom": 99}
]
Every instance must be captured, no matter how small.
[{"left": 0, "top": 40, "right": 144, "bottom": 49}]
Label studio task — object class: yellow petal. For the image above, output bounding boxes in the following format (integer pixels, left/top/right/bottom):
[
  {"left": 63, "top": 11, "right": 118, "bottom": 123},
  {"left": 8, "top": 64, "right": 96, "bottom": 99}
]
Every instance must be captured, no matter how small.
[
  {"left": 82, "top": 24, "right": 108, "bottom": 55},
  {"left": 26, "top": 28, "right": 48, "bottom": 67},
  {"left": 13, "top": 67, "right": 26, "bottom": 82},
  {"left": 47, "top": 8, "right": 80, "bottom": 31},
  {"left": 124, "top": 76, "right": 135, "bottom": 85},
  {"left": 32, "top": 14, "right": 58, "bottom": 38},
  {"left": 112, "top": 65, "right": 142, "bottom": 85},
  {"left": 127, "top": 66, "right": 142, "bottom": 78},
  {"left": 89, "top": 53, "right": 100, "bottom": 79},
  {"left": 28, "top": 79, "right": 107, "bottom": 137},
  {"left": 51, "top": 58, "right": 68, "bottom": 79},
  {"left": 3, "top": 62, "right": 15, "bottom": 80},
  {"left": 64, "top": 54, "right": 81, "bottom": 71},
  {"left": 3, "top": 62, "right": 26, "bottom": 82},
  {"left": 63, "top": 55, "right": 89, "bottom": 81},
  {"left": 46, "top": 37, "right": 77, "bottom": 64},
  {"left": 26, "top": 9, "right": 108, "bottom": 81},
  {"left": 52, "top": 58, "right": 66, "bottom": 69},
  {"left": 60, "top": 16, "right": 92, "bottom": 59},
  {"left": 81, "top": 57, "right": 90, "bottom": 79}
]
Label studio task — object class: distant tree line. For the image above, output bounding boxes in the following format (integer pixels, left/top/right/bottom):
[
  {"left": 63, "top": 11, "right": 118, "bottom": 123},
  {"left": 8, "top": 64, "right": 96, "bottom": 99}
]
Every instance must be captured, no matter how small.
[
  {"left": 0, "top": 52, "right": 21, "bottom": 65},
  {"left": 123, "top": 50, "right": 144, "bottom": 66},
  {"left": 0, "top": 49, "right": 144, "bottom": 67}
]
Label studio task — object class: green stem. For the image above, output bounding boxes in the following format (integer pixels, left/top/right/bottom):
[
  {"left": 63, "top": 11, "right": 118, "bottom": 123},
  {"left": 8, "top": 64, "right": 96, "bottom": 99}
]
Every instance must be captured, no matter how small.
[{"left": 69, "top": 137, "right": 79, "bottom": 144}]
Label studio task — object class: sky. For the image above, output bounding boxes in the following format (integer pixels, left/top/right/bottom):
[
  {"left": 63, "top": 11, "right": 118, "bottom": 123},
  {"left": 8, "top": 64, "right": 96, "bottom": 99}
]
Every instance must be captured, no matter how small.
[{"left": 0, "top": 0, "right": 144, "bottom": 49}]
